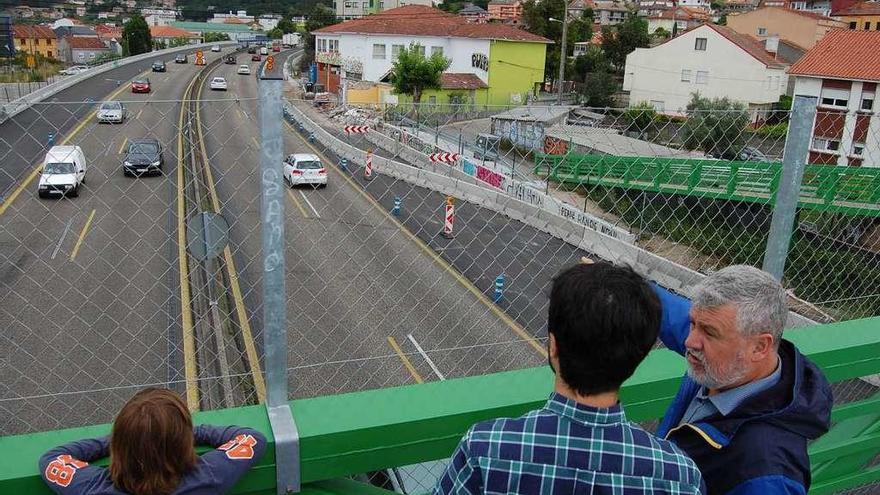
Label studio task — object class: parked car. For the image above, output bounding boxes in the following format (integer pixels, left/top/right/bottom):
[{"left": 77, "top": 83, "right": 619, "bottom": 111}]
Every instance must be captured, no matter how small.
[
  {"left": 122, "top": 138, "right": 164, "bottom": 176},
  {"left": 131, "top": 77, "right": 151, "bottom": 93},
  {"left": 60, "top": 65, "right": 89, "bottom": 76},
  {"left": 283, "top": 153, "right": 327, "bottom": 187},
  {"left": 211, "top": 45, "right": 221, "bottom": 52},
  {"left": 96, "top": 101, "right": 125, "bottom": 124},
  {"left": 224, "top": 54, "right": 237, "bottom": 65},
  {"left": 210, "top": 77, "right": 228, "bottom": 91},
  {"left": 251, "top": 54, "right": 261, "bottom": 61},
  {"left": 709, "top": 146, "right": 770, "bottom": 162},
  {"left": 37, "top": 146, "right": 87, "bottom": 198},
  {"left": 151, "top": 61, "right": 166, "bottom": 72},
  {"left": 272, "top": 44, "right": 280, "bottom": 52},
  {"left": 237, "top": 64, "right": 251, "bottom": 75},
  {"left": 175, "top": 54, "right": 188, "bottom": 64}
]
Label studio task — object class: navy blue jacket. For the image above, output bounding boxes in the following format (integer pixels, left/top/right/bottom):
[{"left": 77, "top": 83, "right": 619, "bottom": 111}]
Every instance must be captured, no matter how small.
[
  {"left": 38, "top": 425, "right": 266, "bottom": 494},
  {"left": 653, "top": 287, "right": 832, "bottom": 495}
]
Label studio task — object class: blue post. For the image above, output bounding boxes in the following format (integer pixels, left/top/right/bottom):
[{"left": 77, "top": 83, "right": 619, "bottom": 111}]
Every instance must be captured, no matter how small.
[
  {"left": 392, "top": 196, "right": 401, "bottom": 217},
  {"left": 340, "top": 158, "right": 347, "bottom": 171},
  {"left": 493, "top": 275, "right": 505, "bottom": 304},
  {"left": 47, "top": 133, "right": 54, "bottom": 147}
]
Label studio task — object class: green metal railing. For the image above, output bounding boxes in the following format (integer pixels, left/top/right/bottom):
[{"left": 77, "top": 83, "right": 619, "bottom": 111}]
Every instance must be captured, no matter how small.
[
  {"left": 1, "top": 316, "right": 879, "bottom": 494},
  {"left": 535, "top": 153, "right": 880, "bottom": 217}
]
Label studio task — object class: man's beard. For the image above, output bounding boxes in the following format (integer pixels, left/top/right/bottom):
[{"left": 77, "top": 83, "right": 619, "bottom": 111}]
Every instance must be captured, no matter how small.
[{"left": 686, "top": 348, "right": 749, "bottom": 390}]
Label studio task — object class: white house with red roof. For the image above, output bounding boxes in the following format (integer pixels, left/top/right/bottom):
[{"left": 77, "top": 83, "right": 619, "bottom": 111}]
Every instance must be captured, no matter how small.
[
  {"left": 789, "top": 29, "right": 880, "bottom": 167},
  {"left": 311, "top": 5, "right": 550, "bottom": 106},
  {"left": 623, "top": 23, "right": 790, "bottom": 117}
]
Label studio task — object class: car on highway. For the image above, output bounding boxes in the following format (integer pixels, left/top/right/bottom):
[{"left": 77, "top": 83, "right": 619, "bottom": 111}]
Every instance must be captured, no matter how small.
[
  {"left": 60, "top": 65, "right": 89, "bottom": 76},
  {"left": 211, "top": 45, "right": 221, "bottom": 52},
  {"left": 151, "top": 60, "right": 166, "bottom": 72},
  {"left": 237, "top": 64, "right": 251, "bottom": 75},
  {"left": 122, "top": 138, "right": 164, "bottom": 176},
  {"left": 175, "top": 54, "right": 188, "bottom": 64},
  {"left": 283, "top": 153, "right": 327, "bottom": 187},
  {"left": 96, "top": 101, "right": 125, "bottom": 124},
  {"left": 251, "top": 54, "right": 261, "bottom": 61},
  {"left": 260, "top": 46, "right": 269, "bottom": 56},
  {"left": 37, "top": 146, "right": 87, "bottom": 198},
  {"left": 131, "top": 77, "right": 151, "bottom": 93},
  {"left": 247, "top": 46, "right": 257, "bottom": 54},
  {"left": 210, "top": 77, "right": 228, "bottom": 91},
  {"left": 272, "top": 44, "right": 281, "bottom": 52},
  {"left": 224, "top": 54, "right": 237, "bottom": 65}
]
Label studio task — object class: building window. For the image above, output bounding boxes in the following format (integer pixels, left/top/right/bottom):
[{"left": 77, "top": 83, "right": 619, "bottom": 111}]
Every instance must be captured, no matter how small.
[
  {"left": 852, "top": 143, "right": 865, "bottom": 155},
  {"left": 416, "top": 45, "right": 425, "bottom": 57},
  {"left": 372, "top": 43, "right": 386, "bottom": 59},
  {"left": 681, "top": 69, "right": 691, "bottom": 82},
  {"left": 861, "top": 95, "right": 874, "bottom": 111},
  {"left": 694, "top": 37, "right": 707, "bottom": 50},
  {"left": 363, "top": 2, "right": 368, "bottom": 8},
  {"left": 329, "top": 39, "right": 338, "bottom": 51},
  {"left": 650, "top": 100, "right": 665, "bottom": 112},
  {"left": 695, "top": 70, "right": 709, "bottom": 84},
  {"left": 812, "top": 137, "right": 840, "bottom": 151},
  {"left": 428, "top": 95, "right": 437, "bottom": 105},
  {"left": 820, "top": 96, "right": 848, "bottom": 107},
  {"left": 431, "top": 46, "right": 443, "bottom": 57},
  {"left": 866, "top": 22, "right": 872, "bottom": 30},
  {"left": 758, "top": 27, "right": 767, "bottom": 35},
  {"left": 849, "top": 21, "right": 857, "bottom": 29},
  {"left": 392, "top": 44, "right": 403, "bottom": 59}
]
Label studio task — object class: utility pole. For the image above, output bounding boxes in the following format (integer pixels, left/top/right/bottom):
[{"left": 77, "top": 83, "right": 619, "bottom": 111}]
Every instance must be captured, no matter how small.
[{"left": 557, "top": 7, "right": 569, "bottom": 105}]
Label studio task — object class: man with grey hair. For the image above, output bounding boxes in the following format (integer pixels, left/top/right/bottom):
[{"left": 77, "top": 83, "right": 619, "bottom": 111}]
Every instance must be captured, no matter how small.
[{"left": 654, "top": 265, "right": 832, "bottom": 495}]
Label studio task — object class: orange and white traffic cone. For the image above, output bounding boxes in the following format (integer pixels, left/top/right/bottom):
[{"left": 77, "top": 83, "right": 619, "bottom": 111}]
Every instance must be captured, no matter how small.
[{"left": 441, "top": 196, "right": 455, "bottom": 239}]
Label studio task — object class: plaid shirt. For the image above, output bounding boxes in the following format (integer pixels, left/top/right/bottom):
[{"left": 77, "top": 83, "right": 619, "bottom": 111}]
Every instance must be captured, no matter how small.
[{"left": 435, "top": 393, "right": 704, "bottom": 495}]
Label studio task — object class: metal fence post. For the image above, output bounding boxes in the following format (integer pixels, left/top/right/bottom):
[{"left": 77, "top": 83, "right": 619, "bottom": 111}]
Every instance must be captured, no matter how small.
[
  {"left": 260, "top": 57, "right": 300, "bottom": 494},
  {"left": 762, "top": 95, "right": 817, "bottom": 281}
]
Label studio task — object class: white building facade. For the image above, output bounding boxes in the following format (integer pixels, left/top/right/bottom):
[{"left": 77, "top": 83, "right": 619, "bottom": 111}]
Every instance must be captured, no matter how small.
[
  {"left": 142, "top": 8, "right": 177, "bottom": 26},
  {"left": 623, "top": 24, "right": 788, "bottom": 116},
  {"left": 334, "top": 0, "right": 434, "bottom": 20}
]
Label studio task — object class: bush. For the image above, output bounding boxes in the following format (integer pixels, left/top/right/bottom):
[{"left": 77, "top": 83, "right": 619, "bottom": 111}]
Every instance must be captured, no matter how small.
[{"left": 751, "top": 122, "right": 788, "bottom": 138}]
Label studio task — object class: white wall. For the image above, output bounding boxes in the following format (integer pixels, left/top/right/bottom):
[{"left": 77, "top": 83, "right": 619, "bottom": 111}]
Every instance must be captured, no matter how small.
[
  {"left": 316, "top": 33, "right": 489, "bottom": 82},
  {"left": 623, "top": 25, "right": 787, "bottom": 115}
]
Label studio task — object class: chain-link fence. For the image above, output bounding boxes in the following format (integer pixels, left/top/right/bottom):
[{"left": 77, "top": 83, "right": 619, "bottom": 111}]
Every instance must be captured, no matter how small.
[{"left": 1, "top": 48, "right": 879, "bottom": 492}]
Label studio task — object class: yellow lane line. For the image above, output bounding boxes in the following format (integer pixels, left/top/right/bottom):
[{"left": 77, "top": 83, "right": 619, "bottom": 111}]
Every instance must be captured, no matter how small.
[
  {"left": 178, "top": 73, "right": 201, "bottom": 412},
  {"left": 287, "top": 120, "right": 548, "bottom": 358},
  {"left": 69, "top": 209, "right": 96, "bottom": 262},
  {"left": 195, "top": 76, "right": 267, "bottom": 404},
  {"left": 286, "top": 188, "right": 309, "bottom": 217},
  {"left": 0, "top": 71, "right": 144, "bottom": 217},
  {"left": 387, "top": 336, "right": 424, "bottom": 384},
  {"left": 117, "top": 137, "right": 128, "bottom": 155}
]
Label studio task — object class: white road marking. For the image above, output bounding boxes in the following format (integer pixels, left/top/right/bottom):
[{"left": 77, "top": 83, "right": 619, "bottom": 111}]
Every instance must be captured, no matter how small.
[
  {"left": 299, "top": 190, "right": 320, "bottom": 218},
  {"left": 51, "top": 219, "right": 72, "bottom": 260},
  {"left": 407, "top": 333, "right": 445, "bottom": 381}
]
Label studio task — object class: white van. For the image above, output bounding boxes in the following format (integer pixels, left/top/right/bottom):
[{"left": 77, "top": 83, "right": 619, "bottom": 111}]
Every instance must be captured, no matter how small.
[
  {"left": 37, "top": 145, "right": 87, "bottom": 198},
  {"left": 260, "top": 46, "right": 268, "bottom": 56}
]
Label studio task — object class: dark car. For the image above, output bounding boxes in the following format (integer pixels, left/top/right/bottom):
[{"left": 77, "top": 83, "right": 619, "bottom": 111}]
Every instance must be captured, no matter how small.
[
  {"left": 251, "top": 54, "right": 261, "bottom": 61},
  {"left": 152, "top": 61, "right": 166, "bottom": 72},
  {"left": 175, "top": 54, "right": 188, "bottom": 64},
  {"left": 131, "top": 77, "right": 151, "bottom": 93},
  {"left": 123, "top": 138, "right": 164, "bottom": 176},
  {"left": 247, "top": 46, "right": 257, "bottom": 54},
  {"left": 224, "top": 54, "right": 236, "bottom": 65}
]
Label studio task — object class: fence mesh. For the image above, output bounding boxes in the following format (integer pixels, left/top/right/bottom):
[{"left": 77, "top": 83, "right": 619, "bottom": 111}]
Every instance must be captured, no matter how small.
[{"left": 0, "top": 48, "right": 878, "bottom": 493}]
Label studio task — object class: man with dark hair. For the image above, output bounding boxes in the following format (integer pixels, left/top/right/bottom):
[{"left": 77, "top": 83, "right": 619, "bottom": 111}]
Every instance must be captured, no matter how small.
[{"left": 435, "top": 262, "right": 704, "bottom": 495}]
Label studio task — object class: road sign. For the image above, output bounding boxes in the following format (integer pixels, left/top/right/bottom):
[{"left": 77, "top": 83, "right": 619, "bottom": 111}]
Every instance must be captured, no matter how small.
[
  {"left": 344, "top": 125, "right": 369, "bottom": 135},
  {"left": 195, "top": 50, "right": 205, "bottom": 66},
  {"left": 266, "top": 55, "right": 274, "bottom": 71},
  {"left": 186, "top": 212, "right": 230, "bottom": 261},
  {"left": 429, "top": 152, "right": 460, "bottom": 163}
]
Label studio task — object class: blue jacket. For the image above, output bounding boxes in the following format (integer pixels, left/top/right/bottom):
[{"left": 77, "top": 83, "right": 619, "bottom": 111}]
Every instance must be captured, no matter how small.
[
  {"left": 38, "top": 425, "right": 266, "bottom": 494},
  {"left": 653, "top": 287, "right": 832, "bottom": 495}
]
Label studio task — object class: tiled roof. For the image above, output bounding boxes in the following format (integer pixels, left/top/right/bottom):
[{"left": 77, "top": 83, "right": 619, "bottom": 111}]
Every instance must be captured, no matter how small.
[
  {"left": 441, "top": 73, "right": 488, "bottom": 89},
  {"left": 68, "top": 37, "right": 108, "bottom": 49},
  {"left": 705, "top": 23, "right": 787, "bottom": 67},
  {"left": 459, "top": 5, "right": 489, "bottom": 13},
  {"left": 834, "top": 0, "right": 880, "bottom": 15},
  {"left": 150, "top": 25, "right": 200, "bottom": 38},
  {"left": 313, "top": 5, "right": 550, "bottom": 43},
  {"left": 13, "top": 25, "right": 56, "bottom": 39},
  {"left": 789, "top": 29, "right": 880, "bottom": 80},
  {"left": 650, "top": 7, "right": 711, "bottom": 20}
]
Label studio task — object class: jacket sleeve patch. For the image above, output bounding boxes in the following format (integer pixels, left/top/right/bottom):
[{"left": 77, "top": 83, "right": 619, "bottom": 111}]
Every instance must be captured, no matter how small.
[
  {"left": 44, "top": 455, "right": 88, "bottom": 487},
  {"left": 218, "top": 434, "right": 258, "bottom": 460}
]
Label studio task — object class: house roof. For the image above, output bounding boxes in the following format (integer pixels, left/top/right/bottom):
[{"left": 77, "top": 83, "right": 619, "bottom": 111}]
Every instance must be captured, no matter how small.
[
  {"left": 313, "top": 5, "right": 551, "bottom": 43},
  {"left": 54, "top": 26, "right": 98, "bottom": 37},
  {"left": 68, "top": 37, "right": 108, "bottom": 49},
  {"left": 441, "top": 73, "right": 489, "bottom": 89},
  {"left": 150, "top": 25, "right": 200, "bottom": 38},
  {"left": 13, "top": 25, "right": 56, "bottom": 39},
  {"left": 833, "top": 0, "right": 880, "bottom": 15},
  {"left": 650, "top": 6, "right": 711, "bottom": 20},
  {"left": 789, "top": 29, "right": 880, "bottom": 80},
  {"left": 488, "top": 0, "right": 521, "bottom": 5},
  {"left": 459, "top": 5, "right": 489, "bottom": 14},
  {"left": 750, "top": 6, "right": 841, "bottom": 20},
  {"left": 704, "top": 23, "right": 787, "bottom": 67}
]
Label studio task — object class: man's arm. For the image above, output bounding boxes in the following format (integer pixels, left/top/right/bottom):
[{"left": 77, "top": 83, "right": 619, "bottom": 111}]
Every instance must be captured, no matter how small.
[
  {"left": 38, "top": 437, "right": 109, "bottom": 494},
  {"left": 434, "top": 429, "right": 483, "bottom": 495},
  {"left": 652, "top": 284, "right": 692, "bottom": 356},
  {"left": 194, "top": 425, "right": 268, "bottom": 492}
]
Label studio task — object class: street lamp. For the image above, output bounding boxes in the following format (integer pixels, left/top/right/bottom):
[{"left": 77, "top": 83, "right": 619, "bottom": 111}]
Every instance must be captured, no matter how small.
[{"left": 549, "top": 12, "right": 569, "bottom": 105}]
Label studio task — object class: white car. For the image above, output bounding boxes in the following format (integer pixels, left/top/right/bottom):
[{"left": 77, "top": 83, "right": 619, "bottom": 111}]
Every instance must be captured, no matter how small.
[
  {"left": 209, "top": 77, "right": 227, "bottom": 91},
  {"left": 283, "top": 153, "right": 327, "bottom": 187},
  {"left": 37, "top": 146, "right": 88, "bottom": 198},
  {"left": 61, "top": 65, "right": 89, "bottom": 76},
  {"left": 96, "top": 101, "right": 125, "bottom": 124},
  {"left": 237, "top": 64, "right": 251, "bottom": 75},
  {"left": 211, "top": 45, "right": 221, "bottom": 52}
]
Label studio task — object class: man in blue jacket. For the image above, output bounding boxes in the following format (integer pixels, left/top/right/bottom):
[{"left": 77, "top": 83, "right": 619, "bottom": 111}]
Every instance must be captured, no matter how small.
[{"left": 654, "top": 265, "right": 832, "bottom": 495}]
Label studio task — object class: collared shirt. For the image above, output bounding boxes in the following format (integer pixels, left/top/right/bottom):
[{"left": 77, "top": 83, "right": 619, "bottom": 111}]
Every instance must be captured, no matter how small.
[
  {"left": 681, "top": 358, "right": 782, "bottom": 425},
  {"left": 434, "top": 392, "right": 704, "bottom": 494}
]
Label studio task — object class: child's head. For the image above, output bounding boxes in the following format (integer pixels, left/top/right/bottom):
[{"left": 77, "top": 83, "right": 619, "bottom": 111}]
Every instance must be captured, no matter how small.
[{"left": 110, "top": 388, "right": 198, "bottom": 495}]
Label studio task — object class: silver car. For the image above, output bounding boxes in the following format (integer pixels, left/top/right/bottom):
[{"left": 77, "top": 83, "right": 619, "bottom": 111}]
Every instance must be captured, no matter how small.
[{"left": 96, "top": 101, "right": 125, "bottom": 124}]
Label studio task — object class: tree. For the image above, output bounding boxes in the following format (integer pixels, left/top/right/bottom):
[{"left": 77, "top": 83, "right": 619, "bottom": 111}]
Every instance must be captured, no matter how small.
[
  {"left": 268, "top": 27, "right": 283, "bottom": 39},
  {"left": 301, "top": 4, "right": 337, "bottom": 70},
  {"left": 277, "top": 16, "right": 296, "bottom": 34},
  {"left": 682, "top": 93, "right": 750, "bottom": 157},
  {"left": 203, "top": 32, "right": 230, "bottom": 42},
  {"left": 122, "top": 14, "right": 152, "bottom": 56},
  {"left": 522, "top": 0, "right": 593, "bottom": 86},
  {"left": 580, "top": 70, "right": 617, "bottom": 107},
  {"left": 168, "top": 37, "right": 190, "bottom": 48},
  {"left": 601, "top": 13, "right": 649, "bottom": 71},
  {"left": 653, "top": 26, "right": 670, "bottom": 40},
  {"left": 623, "top": 102, "right": 658, "bottom": 138},
  {"left": 570, "top": 44, "right": 610, "bottom": 83},
  {"left": 390, "top": 43, "right": 451, "bottom": 103}
]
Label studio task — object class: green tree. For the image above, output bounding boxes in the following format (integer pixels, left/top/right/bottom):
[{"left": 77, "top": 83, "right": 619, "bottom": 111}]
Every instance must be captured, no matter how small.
[
  {"left": 580, "top": 70, "right": 617, "bottom": 107},
  {"left": 601, "top": 13, "right": 649, "bottom": 71},
  {"left": 203, "top": 32, "right": 230, "bottom": 42},
  {"left": 653, "top": 26, "right": 670, "bottom": 40},
  {"left": 122, "top": 14, "right": 152, "bottom": 56},
  {"left": 522, "top": 0, "right": 593, "bottom": 86},
  {"left": 268, "top": 27, "right": 283, "bottom": 39},
  {"left": 570, "top": 44, "right": 610, "bottom": 83},
  {"left": 301, "top": 4, "right": 337, "bottom": 70},
  {"left": 623, "top": 102, "right": 658, "bottom": 138},
  {"left": 168, "top": 37, "right": 190, "bottom": 48},
  {"left": 390, "top": 43, "right": 451, "bottom": 103},
  {"left": 682, "top": 93, "right": 750, "bottom": 157},
  {"left": 277, "top": 16, "right": 296, "bottom": 34}
]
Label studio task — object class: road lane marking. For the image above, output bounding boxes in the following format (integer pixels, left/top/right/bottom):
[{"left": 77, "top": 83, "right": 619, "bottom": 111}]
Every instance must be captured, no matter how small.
[
  {"left": 195, "top": 77, "right": 267, "bottom": 404},
  {"left": 135, "top": 108, "right": 144, "bottom": 120},
  {"left": 118, "top": 137, "right": 128, "bottom": 155},
  {"left": 407, "top": 334, "right": 445, "bottom": 381},
  {"left": 0, "top": 70, "right": 146, "bottom": 217},
  {"left": 69, "top": 209, "right": 96, "bottom": 262},
  {"left": 51, "top": 219, "right": 73, "bottom": 260},
  {"left": 286, "top": 188, "right": 309, "bottom": 217},
  {"left": 388, "top": 336, "right": 424, "bottom": 384},
  {"left": 251, "top": 136, "right": 259, "bottom": 148},
  {"left": 289, "top": 121, "right": 548, "bottom": 358},
  {"left": 299, "top": 190, "right": 320, "bottom": 218},
  {"left": 240, "top": 109, "right": 248, "bottom": 120}
]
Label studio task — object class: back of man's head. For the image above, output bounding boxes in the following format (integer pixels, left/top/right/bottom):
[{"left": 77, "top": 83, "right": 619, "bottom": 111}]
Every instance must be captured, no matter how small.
[{"left": 548, "top": 262, "right": 661, "bottom": 397}]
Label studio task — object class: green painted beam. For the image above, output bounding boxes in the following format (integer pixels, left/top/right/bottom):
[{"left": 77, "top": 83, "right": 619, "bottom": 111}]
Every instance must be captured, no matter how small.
[{"left": 810, "top": 464, "right": 880, "bottom": 495}]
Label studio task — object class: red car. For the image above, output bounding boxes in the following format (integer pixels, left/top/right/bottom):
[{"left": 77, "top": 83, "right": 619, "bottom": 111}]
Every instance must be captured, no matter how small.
[
  {"left": 251, "top": 54, "right": 261, "bottom": 61},
  {"left": 131, "top": 78, "right": 151, "bottom": 93},
  {"left": 272, "top": 45, "right": 280, "bottom": 52}
]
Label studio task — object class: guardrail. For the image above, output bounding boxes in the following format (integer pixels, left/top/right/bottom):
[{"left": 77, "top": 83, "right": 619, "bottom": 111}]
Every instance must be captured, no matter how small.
[
  {"left": 0, "top": 41, "right": 237, "bottom": 123},
  {"left": 535, "top": 153, "right": 880, "bottom": 217},
  {"left": 2, "top": 315, "right": 877, "bottom": 494}
]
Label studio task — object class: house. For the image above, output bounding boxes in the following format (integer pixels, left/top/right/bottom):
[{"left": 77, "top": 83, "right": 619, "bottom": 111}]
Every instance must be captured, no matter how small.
[
  {"left": 53, "top": 25, "right": 99, "bottom": 39},
  {"left": 572, "top": 28, "right": 604, "bottom": 55},
  {"left": 647, "top": 7, "right": 711, "bottom": 35},
  {"left": 210, "top": 10, "right": 254, "bottom": 24},
  {"left": 13, "top": 25, "right": 59, "bottom": 60},
  {"left": 623, "top": 23, "right": 790, "bottom": 117},
  {"left": 760, "top": 0, "right": 834, "bottom": 15},
  {"left": 678, "top": 0, "right": 711, "bottom": 9},
  {"left": 568, "top": 0, "right": 597, "bottom": 19},
  {"left": 94, "top": 24, "right": 122, "bottom": 43},
  {"left": 333, "top": 0, "right": 434, "bottom": 21},
  {"left": 170, "top": 21, "right": 259, "bottom": 42},
  {"left": 722, "top": 0, "right": 762, "bottom": 13},
  {"left": 142, "top": 7, "right": 177, "bottom": 26},
  {"left": 833, "top": 1, "right": 880, "bottom": 29},
  {"left": 311, "top": 5, "right": 550, "bottom": 106},
  {"left": 150, "top": 25, "right": 200, "bottom": 44},
  {"left": 727, "top": 7, "right": 846, "bottom": 48},
  {"left": 487, "top": 0, "right": 524, "bottom": 22},
  {"left": 58, "top": 36, "right": 109, "bottom": 63},
  {"left": 459, "top": 5, "right": 490, "bottom": 23},
  {"left": 593, "top": 0, "right": 629, "bottom": 24},
  {"left": 789, "top": 29, "right": 880, "bottom": 166}
]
